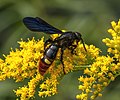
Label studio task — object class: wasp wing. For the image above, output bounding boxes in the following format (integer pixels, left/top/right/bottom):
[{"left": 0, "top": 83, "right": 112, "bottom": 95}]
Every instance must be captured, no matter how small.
[{"left": 23, "top": 17, "right": 63, "bottom": 34}]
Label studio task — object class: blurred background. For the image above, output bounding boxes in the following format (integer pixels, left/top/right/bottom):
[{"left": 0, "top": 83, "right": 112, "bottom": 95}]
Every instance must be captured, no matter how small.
[{"left": 0, "top": 0, "right": 120, "bottom": 100}]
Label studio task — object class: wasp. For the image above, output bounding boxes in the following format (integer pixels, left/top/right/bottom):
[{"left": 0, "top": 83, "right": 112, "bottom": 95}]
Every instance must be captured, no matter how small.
[{"left": 23, "top": 17, "right": 86, "bottom": 75}]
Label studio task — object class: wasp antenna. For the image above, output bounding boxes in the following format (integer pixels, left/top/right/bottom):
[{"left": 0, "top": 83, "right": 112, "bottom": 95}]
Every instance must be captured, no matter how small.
[{"left": 81, "top": 38, "right": 87, "bottom": 52}]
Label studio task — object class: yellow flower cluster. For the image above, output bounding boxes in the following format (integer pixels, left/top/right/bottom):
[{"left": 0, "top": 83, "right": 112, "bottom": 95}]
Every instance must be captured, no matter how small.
[
  {"left": 103, "top": 19, "right": 120, "bottom": 61},
  {"left": 103, "top": 19, "right": 120, "bottom": 74},
  {"left": 77, "top": 19, "right": 120, "bottom": 100},
  {"left": 0, "top": 37, "right": 44, "bottom": 82},
  {"left": 15, "top": 74, "right": 43, "bottom": 100},
  {"left": 77, "top": 56, "right": 114, "bottom": 100},
  {"left": 39, "top": 75, "right": 58, "bottom": 97}
]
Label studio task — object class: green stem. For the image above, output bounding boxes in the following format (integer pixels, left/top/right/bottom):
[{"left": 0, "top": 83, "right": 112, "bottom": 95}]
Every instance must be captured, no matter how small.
[{"left": 73, "top": 65, "right": 91, "bottom": 72}]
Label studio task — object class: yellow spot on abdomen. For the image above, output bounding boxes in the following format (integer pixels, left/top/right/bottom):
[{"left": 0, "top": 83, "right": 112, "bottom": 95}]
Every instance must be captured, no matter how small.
[{"left": 44, "top": 58, "right": 51, "bottom": 64}]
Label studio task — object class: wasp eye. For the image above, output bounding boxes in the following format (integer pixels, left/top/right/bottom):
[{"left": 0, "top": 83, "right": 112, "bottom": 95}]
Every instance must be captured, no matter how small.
[{"left": 75, "top": 32, "right": 82, "bottom": 40}]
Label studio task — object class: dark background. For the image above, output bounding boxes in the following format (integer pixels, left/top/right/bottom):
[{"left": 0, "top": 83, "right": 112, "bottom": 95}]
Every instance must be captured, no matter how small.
[{"left": 0, "top": 0, "right": 120, "bottom": 100}]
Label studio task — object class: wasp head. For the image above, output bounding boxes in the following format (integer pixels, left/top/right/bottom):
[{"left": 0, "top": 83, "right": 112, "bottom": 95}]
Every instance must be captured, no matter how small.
[
  {"left": 74, "top": 32, "right": 87, "bottom": 51},
  {"left": 74, "top": 32, "right": 82, "bottom": 41}
]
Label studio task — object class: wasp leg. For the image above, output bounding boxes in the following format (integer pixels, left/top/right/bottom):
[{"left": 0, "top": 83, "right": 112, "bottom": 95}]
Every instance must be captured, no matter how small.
[
  {"left": 44, "top": 38, "right": 53, "bottom": 49},
  {"left": 68, "top": 45, "right": 77, "bottom": 55},
  {"left": 80, "top": 38, "right": 87, "bottom": 52},
  {"left": 60, "top": 48, "right": 66, "bottom": 74}
]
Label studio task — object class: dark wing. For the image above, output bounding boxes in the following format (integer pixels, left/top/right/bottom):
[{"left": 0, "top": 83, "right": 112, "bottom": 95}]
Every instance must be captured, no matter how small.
[{"left": 23, "top": 17, "right": 63, "bottom": 34}]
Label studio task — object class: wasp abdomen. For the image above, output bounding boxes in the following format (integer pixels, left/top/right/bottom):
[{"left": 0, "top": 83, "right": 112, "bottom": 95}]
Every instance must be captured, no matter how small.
[
  {"left": 38, "top": 44, "right": 59, "bottom": 75},
  {"left": 38, "top": 56, "right": 51, "bottom": 75}
]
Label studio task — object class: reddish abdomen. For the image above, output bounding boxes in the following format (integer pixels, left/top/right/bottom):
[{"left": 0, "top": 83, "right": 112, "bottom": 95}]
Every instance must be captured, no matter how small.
[
  {"left": 38, "top": 44, "right": 59, "bottom": 75},
  {"left": 38, "top": 56, "right": 52, "bottom": 75}
]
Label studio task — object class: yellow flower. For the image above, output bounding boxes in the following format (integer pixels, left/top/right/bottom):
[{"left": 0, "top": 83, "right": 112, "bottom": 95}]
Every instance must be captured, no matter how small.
[
  {"left": 84, "top": 68, "right": 90, "bottom": 74},
  {"left": 78, "top": 76, "right": 84, "bottom": 82},
  {"left": 76, "top": 93, "right": 88, "bottom": 100}
]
